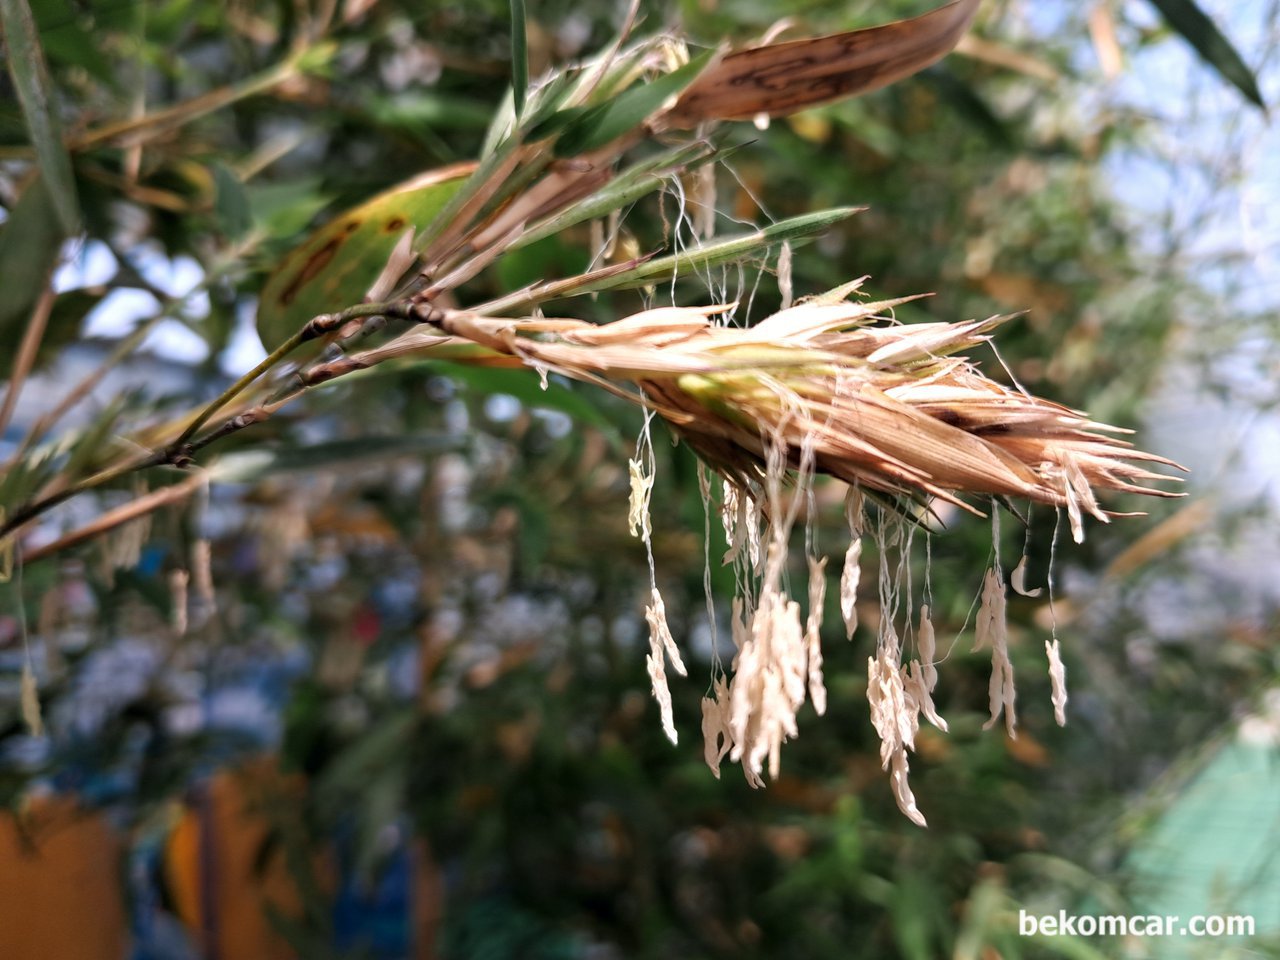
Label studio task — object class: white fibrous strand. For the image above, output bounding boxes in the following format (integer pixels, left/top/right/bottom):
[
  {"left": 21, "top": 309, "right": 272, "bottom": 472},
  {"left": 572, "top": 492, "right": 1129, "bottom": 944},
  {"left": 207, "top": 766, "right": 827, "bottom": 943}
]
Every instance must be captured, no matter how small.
[
  {"left": 20, "top": 662, "right": 43, "bottom": 738},
  {"left": 778, "top": 241, "right": 793, "bottom": 310},
  {"left": 169, "top": 569, "right": 189, "bottom": 637}
]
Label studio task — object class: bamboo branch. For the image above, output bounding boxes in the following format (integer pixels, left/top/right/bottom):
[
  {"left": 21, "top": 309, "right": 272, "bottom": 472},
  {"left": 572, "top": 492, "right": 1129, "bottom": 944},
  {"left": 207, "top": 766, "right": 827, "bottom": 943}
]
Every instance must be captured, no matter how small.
[
  {"left": 21, "top": 472, "right": 207, "bottom": 564},
  {"left": 72, "top": 53, "right": 311, "bottom": 152},
  {"left": 0, "top": 280, "right": 56, "bottom": 438},
  {"left": 0, "top": 299, "right": 443, "bottom": 543}
]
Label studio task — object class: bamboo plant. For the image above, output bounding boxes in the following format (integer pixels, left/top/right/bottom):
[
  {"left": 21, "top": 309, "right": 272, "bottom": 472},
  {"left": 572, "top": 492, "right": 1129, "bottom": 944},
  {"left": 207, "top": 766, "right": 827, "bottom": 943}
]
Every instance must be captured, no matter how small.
[{"left": 0, "top": 0, "right": 1182, "bottom": 823}]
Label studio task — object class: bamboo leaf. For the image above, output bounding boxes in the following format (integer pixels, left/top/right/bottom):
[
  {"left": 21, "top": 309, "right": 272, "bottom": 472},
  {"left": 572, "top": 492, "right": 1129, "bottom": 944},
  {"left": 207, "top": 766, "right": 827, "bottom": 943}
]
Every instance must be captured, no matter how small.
[
  {"left": 922, "top": 67, "right": 1013, "bottom": 147},
  {"left": 212, "top": 162, "right": 252, "bottom": 239},
  {"left": 483, "top": 207, "right": 863, "bottom": 312},
  {"left": 509, "top": 0, "right": 529, "bottom": 118},
  {"left": 256, "top": 164, "right": 473, "bottom": 350},
  {"left": 0, "top": 176, "right": 65, "bottom": 335},
  {"left": 29, "top": 0, "right": 118, "bottom": 89},
  {"left": 667, "top": 0, "right": 980, "bottom": 123},
  {"left": 1, "top": 0, "right": 81, "bottom": 234},
  {"left": 550, "top": 50, "right": 717, "bottom": 157},
  {"left": 1146, "top": 0, "right": 1266, "bottom": 110},
  {"left": 599, "top": 207, "right": 865, "bottom": 287},
  {"left": 214, "top": 434, "right": 467, "bottom": 481},
  {"left": 428, "top": 360, "right": 624, "bottom": 446},
  {"left": 512, "top": 140, "right": 728, "bottom": 250}
]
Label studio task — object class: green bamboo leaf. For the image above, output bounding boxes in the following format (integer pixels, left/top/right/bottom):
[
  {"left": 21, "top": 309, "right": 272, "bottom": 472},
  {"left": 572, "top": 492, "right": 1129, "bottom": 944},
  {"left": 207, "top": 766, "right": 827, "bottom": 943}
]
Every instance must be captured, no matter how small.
[
  {"left": 509, "top": 0, "right": 529, "bottom": 119},
  {"left": 606, "top": 206, "right": 866, "bottom": 286},
  {"left": 1, "top": 0, "right": 80, "bottom": 234},
  {"left": 418, "top": 142, "right": 518, "bottom": 254},
  {"left": 1147, "top": 0, "right": 1266, "bottom": 110},
  {"left": 481, "top": 206, "right": 863, "bottom": 312},
  {"left": 368, "top": 92, "right": 494, "bottom": 134},
  {"left": 512, "top": 140, "right": 730, "bottom": 250},
  {"left": 549, "top": 50, "right": 716, "bottom": 157},
  {"left": 212, "top": 162, "right": 252, "bottom": 239},
  {"left": 0, "top": 176, "right": 64, "bottom": 334},
  {"left": 214, "top": 434, "right": 467, "bottom": 481},
  {"left": 256, "top": 164, "right": 473, "bottom": 350},
  {"left": 922, "top": 67, "right": 1013, "bottom": 148},
  {"left": 28, "top": 0, "right": 118, "bottom": 89},
  {"left": 429, "top": 360, "right": 624, "bottom": 446}
]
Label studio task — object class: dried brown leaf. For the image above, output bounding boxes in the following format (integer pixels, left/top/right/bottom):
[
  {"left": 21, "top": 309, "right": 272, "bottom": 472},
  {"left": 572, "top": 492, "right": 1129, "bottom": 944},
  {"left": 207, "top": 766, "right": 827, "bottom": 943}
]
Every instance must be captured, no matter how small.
[{"left": 666, "top": 0, "right": 980, "bottom": 124}]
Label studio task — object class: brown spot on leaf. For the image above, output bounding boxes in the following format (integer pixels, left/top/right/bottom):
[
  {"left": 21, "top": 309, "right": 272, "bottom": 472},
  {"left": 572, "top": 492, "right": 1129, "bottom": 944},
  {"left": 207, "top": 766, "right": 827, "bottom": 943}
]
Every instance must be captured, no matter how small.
[
  {"left": 278, "top": 238, "right": 341, "bottom": 307},
  {"left": 384, "top": 216, "right": 407, "bottom": 232}
]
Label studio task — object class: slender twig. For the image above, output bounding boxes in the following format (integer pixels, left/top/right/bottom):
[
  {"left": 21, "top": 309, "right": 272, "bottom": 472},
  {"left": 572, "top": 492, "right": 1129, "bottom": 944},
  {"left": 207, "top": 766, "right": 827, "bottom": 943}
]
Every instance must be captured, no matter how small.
[
  {"left": 21, "top": 472, "right": 207, "bottom": 564},
  {"left": 72, "top": 55, "right": 306, "bottom": 151},
  {"left": 3, "top": 314, "right": 167, "bottom": 468},
  {"left": 171, "top": 299, "right": 429, "bottom": 449},
  {"left": 0, "top": 280, "right": 56, "bottom": 439}
]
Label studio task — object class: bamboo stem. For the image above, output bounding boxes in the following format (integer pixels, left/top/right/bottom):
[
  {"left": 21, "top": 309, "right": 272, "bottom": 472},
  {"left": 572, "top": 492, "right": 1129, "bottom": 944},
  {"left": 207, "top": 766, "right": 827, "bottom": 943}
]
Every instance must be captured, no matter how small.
[
  {"left": 0, "top": 299, "right": 436, "bottom": 544},
  {"left": 0, "top": 281, "right": 55, "bottom": 439}
]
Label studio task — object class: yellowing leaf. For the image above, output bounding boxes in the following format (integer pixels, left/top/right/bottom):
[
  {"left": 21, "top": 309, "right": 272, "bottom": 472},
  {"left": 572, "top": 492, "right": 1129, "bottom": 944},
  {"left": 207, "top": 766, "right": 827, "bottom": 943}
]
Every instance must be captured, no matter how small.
[{"left": 256, "top": 162, "right": 475, "bottom": 350}]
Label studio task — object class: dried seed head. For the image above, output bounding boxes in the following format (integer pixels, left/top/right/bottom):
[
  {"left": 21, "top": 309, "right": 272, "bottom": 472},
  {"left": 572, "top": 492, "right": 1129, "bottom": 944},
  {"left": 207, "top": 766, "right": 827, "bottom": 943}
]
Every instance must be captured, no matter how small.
[
  {"left": 464, "top": 291, "right": 1180, "bottom": 525},
  {"left": 905, "top": 659, "right": 948, "bottom": 733},
  {"left": 426, "top": 286, "right": 1181, "bottom": 822},
  {"left": 645, "top": 587, "right": 687, "bottom": 678}
]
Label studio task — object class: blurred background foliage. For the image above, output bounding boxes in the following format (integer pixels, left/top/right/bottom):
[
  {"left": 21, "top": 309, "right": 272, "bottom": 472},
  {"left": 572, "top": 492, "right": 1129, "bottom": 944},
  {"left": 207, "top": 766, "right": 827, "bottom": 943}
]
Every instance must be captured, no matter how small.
[{"left": 1, "top": 0, "right": 1278, "bottom": 958}]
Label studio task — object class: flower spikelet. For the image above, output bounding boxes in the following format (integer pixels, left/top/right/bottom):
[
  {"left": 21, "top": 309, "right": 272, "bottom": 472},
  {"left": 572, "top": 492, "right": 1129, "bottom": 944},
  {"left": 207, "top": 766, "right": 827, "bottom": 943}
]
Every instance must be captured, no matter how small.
[
  {"left": 976, "top": 568, "right": 1016, "bottom": 738},
  {"left": 867, "top": 649, "right": 926, "bottom": 827},
  {"left": 805, "top": 555, "right": 828, "bottom": 716},
  {"left": 628, "top": 457, "right": 654, "bottom": 539},
  {"left": 726, "top": 543, "right": 809, "bottom": 783},
  {"left": 700, "top": 676, "right": 733, "bottom": 777},
  {"left": 1045, "top": 638, "right": 1068, "bottom": 727},
  {"left": 645, "top": 588, "right": 687, "bottom": 744}
]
